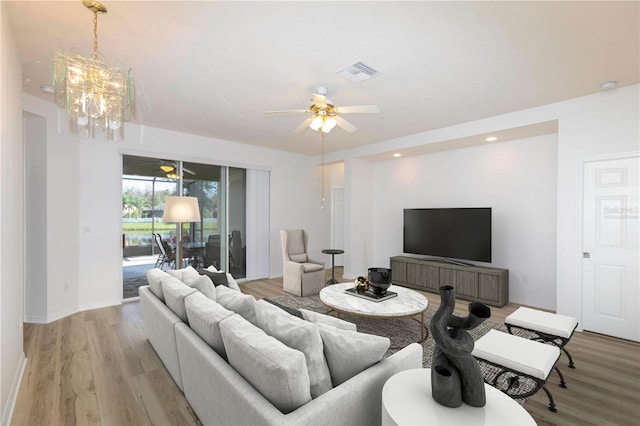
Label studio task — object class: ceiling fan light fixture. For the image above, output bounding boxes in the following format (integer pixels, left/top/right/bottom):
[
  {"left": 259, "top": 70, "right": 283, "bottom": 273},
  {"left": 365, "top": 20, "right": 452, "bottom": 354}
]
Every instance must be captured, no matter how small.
[
  {"left": 310, "top": 115, "right": 324, "bottom": 131},
  {"left": 322, "top": 117, "right": 337, "bottom": 133},
  {"left": 160, "top": 165, "right": 174, "bottom": 172}
]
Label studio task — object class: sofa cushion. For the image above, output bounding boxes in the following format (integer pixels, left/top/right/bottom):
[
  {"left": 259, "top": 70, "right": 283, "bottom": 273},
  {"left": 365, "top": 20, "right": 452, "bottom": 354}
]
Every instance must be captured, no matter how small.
[
  {"left": 199, "top": 269, "right": 229, "bottom": 287},
  {"left": 216, "top": 285, "right": 256, "bottom": 325},
  {"left": 255, "top": 300, "right": 332, "bottom": 398},
  {"left": 187, "top": 274, "right": 216, "bottom": 301},
  {"left": 220, "top": 314, "right": 312, "bottom": 414},
  {"left": 146, "top": 268, "right": 172, "bottom": 302},
  {"left": 263, "top": 298, "right": 304, "bottom": 319},
  {"left": 300, "top": 308, "right": 357, "bottom": 331},
  {"left": 185, "top": 291, "right": 234, "bottom": 359},
  {"left": 316, "top": 323, "right": 390, "bottom": 386},
  {"left": 162, "top": 277, "right": 197, "bottom": 323},
  {"left": 167, "top": 266, "right": 200, "bottom": 285}
]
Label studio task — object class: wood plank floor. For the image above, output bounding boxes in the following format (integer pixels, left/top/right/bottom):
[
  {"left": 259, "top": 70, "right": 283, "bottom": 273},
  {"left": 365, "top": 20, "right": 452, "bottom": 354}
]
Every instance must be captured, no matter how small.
[{"left": 12, "top": 268, "right": 640, "bottom": 425}]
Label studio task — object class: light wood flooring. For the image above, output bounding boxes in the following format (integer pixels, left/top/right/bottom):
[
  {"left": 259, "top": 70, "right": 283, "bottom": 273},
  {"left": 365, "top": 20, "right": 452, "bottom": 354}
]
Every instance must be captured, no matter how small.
[{"left": 12, "top": 268, "right": 640, "bottom": 426}]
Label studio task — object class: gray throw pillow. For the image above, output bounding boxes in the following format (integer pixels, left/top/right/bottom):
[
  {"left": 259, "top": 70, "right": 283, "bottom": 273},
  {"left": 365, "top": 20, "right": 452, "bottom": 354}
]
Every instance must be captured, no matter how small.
[
  {"left": 220, "top": 314, "right": 312, "bottom": 414},
  {"left": 316, "top": 323, "right": 390, "bottom": 386},
  {"left": 216, "top": 285, "right": 256, "bottom": 325},
  {"left": 255, "top": 300, "right": 333, "bottom": 398},
  {"left": 185, "top": 292, "right": 234, "bottom": 359},
  {"left": 199, "top": 269, "right": 229, "bottom": 287}
]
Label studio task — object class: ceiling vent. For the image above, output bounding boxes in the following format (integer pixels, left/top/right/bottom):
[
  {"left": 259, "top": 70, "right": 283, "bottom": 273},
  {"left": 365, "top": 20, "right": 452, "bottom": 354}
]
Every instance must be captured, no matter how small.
[{"left": 336, "top": 61, "right": 380, "bottom": 83}]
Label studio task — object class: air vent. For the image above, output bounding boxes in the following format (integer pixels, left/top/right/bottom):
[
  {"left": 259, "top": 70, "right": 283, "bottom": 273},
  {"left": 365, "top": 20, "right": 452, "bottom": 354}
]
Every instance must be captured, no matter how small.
[{"left": 336, "top": 61, "right": 380, "bottom": 83}]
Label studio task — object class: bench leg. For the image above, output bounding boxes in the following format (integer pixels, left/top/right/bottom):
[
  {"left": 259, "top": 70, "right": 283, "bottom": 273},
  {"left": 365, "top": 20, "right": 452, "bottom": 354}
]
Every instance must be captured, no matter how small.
[
  {"left": 562, "top": 347, "right": 576, "bottom": 369},
  {"left": 554, "top": 366, "right": 567, "bottom": 389},
  {"left": 542, "top": 385, "right": 558, "bottom": 412}
]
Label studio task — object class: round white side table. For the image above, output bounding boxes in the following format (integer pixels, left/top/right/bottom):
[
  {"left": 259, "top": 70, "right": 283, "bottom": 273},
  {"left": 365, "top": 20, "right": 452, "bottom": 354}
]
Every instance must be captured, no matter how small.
[{"left": 382, "top": 368, "right": 536, "bottom": 426}]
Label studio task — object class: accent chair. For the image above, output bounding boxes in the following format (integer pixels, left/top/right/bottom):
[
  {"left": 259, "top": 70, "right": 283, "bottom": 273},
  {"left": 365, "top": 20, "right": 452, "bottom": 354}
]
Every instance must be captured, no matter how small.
[{"left": 280, "top": 229, "right": 325, "bottom": 296}]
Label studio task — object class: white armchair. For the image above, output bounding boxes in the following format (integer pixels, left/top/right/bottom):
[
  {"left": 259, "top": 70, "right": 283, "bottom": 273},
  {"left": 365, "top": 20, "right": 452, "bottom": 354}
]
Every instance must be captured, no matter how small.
[{"left": 280, "top": 229, "right": 326, "bottom": 296}]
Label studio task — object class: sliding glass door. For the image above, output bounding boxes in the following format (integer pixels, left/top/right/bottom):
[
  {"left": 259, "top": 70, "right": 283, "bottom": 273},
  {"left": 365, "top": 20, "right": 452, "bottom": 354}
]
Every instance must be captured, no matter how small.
[{"left": 122, "top": 155, "right": 247, "bottom": 299}]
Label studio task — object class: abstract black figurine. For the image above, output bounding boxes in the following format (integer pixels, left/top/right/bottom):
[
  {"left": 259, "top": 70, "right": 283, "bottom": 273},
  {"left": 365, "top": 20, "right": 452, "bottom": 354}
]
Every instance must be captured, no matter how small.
[{"left": 430, "top": 285, "right": 491, "bottom": 408}]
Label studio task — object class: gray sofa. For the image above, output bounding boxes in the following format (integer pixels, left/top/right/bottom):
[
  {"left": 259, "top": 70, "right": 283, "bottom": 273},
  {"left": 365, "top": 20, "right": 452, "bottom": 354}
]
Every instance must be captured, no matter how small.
[{"left": 140, "top": 267, "right": 423, "bottom": 426}]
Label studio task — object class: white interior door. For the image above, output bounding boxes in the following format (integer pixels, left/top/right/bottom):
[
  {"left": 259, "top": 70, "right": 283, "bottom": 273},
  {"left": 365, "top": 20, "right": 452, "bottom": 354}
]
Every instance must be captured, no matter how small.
[
  {"left": 582, "top": 155, "right": 639, "bottom": 342},
  {"left": 332, "top": 187, "right": 345, "bottom": 266}
]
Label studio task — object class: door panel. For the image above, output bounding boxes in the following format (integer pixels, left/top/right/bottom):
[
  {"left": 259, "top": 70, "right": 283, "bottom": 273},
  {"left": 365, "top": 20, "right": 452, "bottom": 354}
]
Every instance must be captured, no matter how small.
[{"left": 582, "top": 155, "right": 639, "bottom": 341}]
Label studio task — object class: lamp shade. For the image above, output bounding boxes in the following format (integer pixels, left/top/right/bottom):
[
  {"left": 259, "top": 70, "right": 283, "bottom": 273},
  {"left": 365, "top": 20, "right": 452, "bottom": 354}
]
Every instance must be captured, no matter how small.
[{"left": 163, "top": 196, "right": 201, "bottom": 222}]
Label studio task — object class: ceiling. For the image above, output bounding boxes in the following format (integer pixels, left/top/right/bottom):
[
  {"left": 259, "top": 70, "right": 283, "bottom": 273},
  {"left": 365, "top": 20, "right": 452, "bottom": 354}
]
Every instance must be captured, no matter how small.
[{"left": 6, "top": 1, "right": 639, "bottom": 156}]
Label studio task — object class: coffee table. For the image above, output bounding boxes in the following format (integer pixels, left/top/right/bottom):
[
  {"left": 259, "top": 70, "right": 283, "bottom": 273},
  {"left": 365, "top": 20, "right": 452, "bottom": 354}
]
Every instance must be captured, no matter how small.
[
  {"left": 382, "top": 368, "right": 536, "bottom": 425},
  {"left": 319, "top": 282, "right": 428, "bottom": 342}
]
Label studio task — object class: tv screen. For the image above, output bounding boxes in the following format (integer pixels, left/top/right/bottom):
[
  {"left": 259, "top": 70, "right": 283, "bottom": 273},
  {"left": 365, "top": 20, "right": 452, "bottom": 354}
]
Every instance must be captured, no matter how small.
[{"left": 403, "top": 208, "right": 492, "bottom": 263}]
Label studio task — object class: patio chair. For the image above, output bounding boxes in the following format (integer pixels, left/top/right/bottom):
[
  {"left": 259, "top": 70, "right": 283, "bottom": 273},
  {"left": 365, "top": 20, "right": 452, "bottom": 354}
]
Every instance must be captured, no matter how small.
[{"left": 153, "top": 233, "right": 176, "bottom": 270}]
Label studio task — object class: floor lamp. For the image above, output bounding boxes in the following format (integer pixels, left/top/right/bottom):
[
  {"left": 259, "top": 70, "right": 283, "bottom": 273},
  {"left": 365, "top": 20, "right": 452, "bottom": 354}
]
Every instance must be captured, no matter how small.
[{"left": 163, "top": 196, "right": 201, "bottom": 269}]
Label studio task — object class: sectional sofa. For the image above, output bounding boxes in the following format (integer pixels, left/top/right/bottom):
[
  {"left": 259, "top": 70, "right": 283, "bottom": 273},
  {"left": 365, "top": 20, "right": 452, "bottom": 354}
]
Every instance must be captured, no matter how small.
[{"left": 140, "top": 266, "right": 423, "bottom": 425}]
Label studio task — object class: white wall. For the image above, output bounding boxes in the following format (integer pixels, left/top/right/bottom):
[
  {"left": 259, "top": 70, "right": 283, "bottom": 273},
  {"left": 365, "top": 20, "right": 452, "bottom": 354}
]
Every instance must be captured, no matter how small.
[
  {"left": 332, "top": 84, "right": 639, "bottom": 316},
  {"left": 22, "top": 94, "right": 332, "bottom": 322},
  {"left": 0, "top": 3, "right": 26, "bottom": 423},
  {"left": 371, "top": 134, "right": 558, "bottom": 308}
]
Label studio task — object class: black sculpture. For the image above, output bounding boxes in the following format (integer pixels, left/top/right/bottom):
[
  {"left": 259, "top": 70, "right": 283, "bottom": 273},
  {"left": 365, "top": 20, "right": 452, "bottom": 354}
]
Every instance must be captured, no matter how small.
[{"left": 430, "top": 285, "right": 491, "bottom": 408}]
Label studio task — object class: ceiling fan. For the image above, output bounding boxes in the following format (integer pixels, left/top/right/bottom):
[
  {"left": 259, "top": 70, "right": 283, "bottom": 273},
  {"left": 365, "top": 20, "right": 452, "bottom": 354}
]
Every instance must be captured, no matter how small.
[
  {"left": 158, "top": 160, "right": 196, "bottom": 176},
  {"left": 265, "top": 87, "right": 380, "bottom": 134}
]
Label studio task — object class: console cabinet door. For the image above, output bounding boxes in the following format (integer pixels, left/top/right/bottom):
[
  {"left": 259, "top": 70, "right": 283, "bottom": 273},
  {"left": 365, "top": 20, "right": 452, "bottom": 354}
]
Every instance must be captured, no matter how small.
[
  {"left": 391, "top": 259, "right": 406, "bottom": 284},
  {"left": 456, "top": 270, "right": 478, "bottom": 298},
  {"left": 423, "top": 265, "right": 438, "bottom": 290},
  {"left": 478, "top": 273, "right": 500, "bottom": 304}
]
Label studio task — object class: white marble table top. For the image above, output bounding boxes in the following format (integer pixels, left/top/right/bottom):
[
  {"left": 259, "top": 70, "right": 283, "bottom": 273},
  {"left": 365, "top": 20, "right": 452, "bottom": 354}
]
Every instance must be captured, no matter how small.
[
  {"left": 319, "top": 282, "right": 428, "bottom": 318},
  {"left": 382, "top": 368, "right": 536, "bottom": 426}
]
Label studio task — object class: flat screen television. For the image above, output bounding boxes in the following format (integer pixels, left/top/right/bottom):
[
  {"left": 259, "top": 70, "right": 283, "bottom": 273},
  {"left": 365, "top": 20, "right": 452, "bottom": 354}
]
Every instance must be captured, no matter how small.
[{"left": 403, "top": 208, "right": 492, "bottom": 263}]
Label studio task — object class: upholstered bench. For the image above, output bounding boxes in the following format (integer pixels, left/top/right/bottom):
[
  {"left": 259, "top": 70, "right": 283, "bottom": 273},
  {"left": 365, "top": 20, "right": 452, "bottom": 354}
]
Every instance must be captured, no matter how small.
[
  {"left": 472, "top": 329, "right": 566, "bottom": 412},
  {"left": 505, "top": 307, "right": 578, "bottom": 368}
]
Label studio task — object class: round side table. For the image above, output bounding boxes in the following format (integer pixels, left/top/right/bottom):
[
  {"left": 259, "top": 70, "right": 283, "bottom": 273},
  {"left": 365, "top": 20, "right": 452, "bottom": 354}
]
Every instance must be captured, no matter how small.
[
  {"left": 321, "top": 249, "right": 344, "bottom": 284},
  {"left": 382, "top": 368, "right": 536, "bottom": 425}
]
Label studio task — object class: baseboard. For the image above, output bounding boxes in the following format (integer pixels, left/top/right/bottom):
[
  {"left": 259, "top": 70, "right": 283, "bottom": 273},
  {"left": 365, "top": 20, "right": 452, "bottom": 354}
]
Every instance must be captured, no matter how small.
[
  {"left": 79, "top": 299, "right": 121, "bottom": 312},
  {"left": 1, "top": 352, "right": 27, "bottom": 426}
]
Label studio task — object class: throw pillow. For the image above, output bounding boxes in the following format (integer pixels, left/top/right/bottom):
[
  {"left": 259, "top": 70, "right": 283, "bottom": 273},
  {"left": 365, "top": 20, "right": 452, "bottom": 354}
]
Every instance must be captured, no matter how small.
[
  {"left": 205, "top": 266, "right": 241, "bottom": 292},
  {"left": 188, "top": 274, "right": 216, "bottom": 300},
  {"left": 300, "top": 308, "right": 357, "bottom": 331},
  {"left": 146, "top": 268, "right": 171, "bottom": 302},
  {"left": 167, "top": 266, "right": 200, "bottom": 285},
  {"left": 220, "top": 314, "right": 312, "bottom": 414},
  {"left": 216, "top": 285, "right": 257, "bottom": 325},
  {"left": 255, "top": 300, "right": 333, "bottom": 398},
  {"left": 199, "top": 269, "right": 229, "bottom": 287},
  {"left": 289, "top": 253, "right": 308, "bottom": 263},
  {"left": 316, "top": 323, "right": 390, "bottom": 386},
  {"left": 161, "top": 277, "right": 197, "bottom": 323},
  {"left": 263, "top": 298, "right": 304, "bottom": 319},
  {"left": 185, "top": 291, "right": 234, "bottom": 359}
]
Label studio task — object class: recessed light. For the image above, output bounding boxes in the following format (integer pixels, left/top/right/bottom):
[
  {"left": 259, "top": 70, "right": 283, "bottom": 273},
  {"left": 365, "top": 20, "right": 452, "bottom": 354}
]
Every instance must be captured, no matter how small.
[
  {"left": 485, "top": 136, "right": 498, "bottom": 142},
  {"left": 393, "top": 153, "right": 402, "bottom": 158},
  {"left": 600, "top": 80, "right": 618, "bottom": 90}
]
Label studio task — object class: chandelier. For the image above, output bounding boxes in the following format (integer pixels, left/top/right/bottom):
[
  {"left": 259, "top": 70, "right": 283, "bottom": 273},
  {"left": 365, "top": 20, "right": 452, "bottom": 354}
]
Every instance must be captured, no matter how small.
[{"left": 52, "top": 0, "right": 134, "bottom": 141}]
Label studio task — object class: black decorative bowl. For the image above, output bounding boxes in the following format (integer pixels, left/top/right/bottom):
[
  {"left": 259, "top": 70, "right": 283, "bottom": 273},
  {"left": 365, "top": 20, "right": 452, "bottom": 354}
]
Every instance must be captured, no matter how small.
[{"left": 368, "top": 267, "right": 392, "bottom": 296}]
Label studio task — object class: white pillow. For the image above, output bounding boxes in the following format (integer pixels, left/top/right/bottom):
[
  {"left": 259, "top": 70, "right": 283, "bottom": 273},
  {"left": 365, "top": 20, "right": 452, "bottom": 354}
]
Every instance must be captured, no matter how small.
[
  {"left": 185, "top": 292, "right": 234, "bottom": 359},
  {"left": 316, "top": 323, "right": 390, "bottom": 386},
  {"left": 216, "top": 285, "right": 256, "bottom": 325},
  {"left": 255, "top": 300, "right": 332, "bottom": 398},
  {"left": 220, "top": 314, "right": 312, "bottom": 414},
  {"left": 289, "top": 253, "right": 308, "bottom": 263},
  {"left": 167, "top": 266, "right": 200, "bottom": 284},
  {"left": 146, "top": 268, "right": 172, "bottom": 302},
  {"left": 161, "top": 277, "right": 197, "bottom": 323},
  {"left": 187, "top": 274, "right": 216, "bottom": 300},
  {"left": 300, "top": 309, "right": 357, "bottom": 331}
]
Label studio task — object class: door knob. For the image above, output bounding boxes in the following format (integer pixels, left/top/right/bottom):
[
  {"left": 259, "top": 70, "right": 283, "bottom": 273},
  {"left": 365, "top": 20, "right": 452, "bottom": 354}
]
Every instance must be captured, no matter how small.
[{"left": 583, "top": 252, "right": 591, "bottom": 258}]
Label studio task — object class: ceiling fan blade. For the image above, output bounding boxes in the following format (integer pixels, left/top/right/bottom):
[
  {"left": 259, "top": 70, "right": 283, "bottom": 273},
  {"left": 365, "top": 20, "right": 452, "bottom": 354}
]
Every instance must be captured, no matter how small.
[
  {"left": 311, "top": 93, "right": 327, "bottom": 107},
  {"left": 336, "top": 105, "right": 380, "bottom": 114},
  {"left": 183, "top": 168, "right": 196, "bottom": 175},
  {"left": 294, "top": 116, "right": 314, "bottom": 133},
  {"left": 334, "top": 116, "right": 358, "bottom": 133},
  {"left": 264, "top": 109, "right": 309, "bottom": 115}
]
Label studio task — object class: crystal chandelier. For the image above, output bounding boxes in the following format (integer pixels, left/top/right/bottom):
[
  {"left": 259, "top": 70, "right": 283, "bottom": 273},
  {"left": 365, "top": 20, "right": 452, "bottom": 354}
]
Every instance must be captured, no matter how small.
[{"left": 52, "top": 0, "right": 134, "bottom": 141}]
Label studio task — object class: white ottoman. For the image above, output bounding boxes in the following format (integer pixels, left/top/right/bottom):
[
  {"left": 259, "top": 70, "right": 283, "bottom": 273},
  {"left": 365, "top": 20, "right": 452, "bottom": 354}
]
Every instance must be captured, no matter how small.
[
  {"left": 505, "top": 307, "right": 578, "bottom": 368},
  {"left": 472, "top": 329, "right": 565, "bottom": 412}
]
